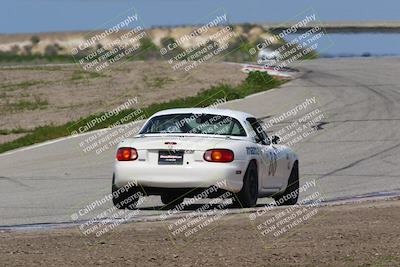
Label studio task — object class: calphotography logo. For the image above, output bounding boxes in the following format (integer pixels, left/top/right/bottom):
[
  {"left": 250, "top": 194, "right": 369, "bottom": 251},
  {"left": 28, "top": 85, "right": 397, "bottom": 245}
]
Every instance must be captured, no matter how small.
[
  {"left": 70, "top": 181, "right": 145, "bottom": 238},
  {"left": 159, "top": 8, "right": 241, "bottom": 78},
  {"left": 249, "top": 8, "right": 333, "bottom": 74},
  {"left": 248, "top": 179, "right": 327, "bottom": 246},
  {"left": 253, "top": 96, "right": 327, "bottom": 149},
  {"left": 67, "top": 97, "right": 148, "bottom": 156},
  {"left": 158, "top": 179, "right": 235, "bottom": 246},
  {"left": 71, "top": 8, "right": 148, "bottom": 73}
]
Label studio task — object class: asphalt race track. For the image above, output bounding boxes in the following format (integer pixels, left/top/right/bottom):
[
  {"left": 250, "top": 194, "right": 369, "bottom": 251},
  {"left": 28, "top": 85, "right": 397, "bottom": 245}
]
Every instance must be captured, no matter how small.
[{"left": 1, "top": 57, "right": 400, "bottom": 226}]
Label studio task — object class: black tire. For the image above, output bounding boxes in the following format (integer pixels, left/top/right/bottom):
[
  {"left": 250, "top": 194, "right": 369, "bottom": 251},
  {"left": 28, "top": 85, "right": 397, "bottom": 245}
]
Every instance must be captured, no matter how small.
[
  {"left": 112, "top": 175, "right": 141, "bottom": 210},
  {"left": 160, "top": 194, "right": 184, "bottom": 210},
  {"left": 273, "top": 161, "right": 299, "bottom": 206},
  {"left": 234, "top": 161, "right": 258, "bottom": 208}
]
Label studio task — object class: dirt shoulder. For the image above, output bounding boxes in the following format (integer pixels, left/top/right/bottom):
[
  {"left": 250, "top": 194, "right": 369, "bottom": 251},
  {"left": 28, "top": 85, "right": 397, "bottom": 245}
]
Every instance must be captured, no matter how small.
[
  {"left": 0, "top": 61, "right": 246, "bottom": 143},
  {"left": 1, "top": 199, "right": 400, "bottom": 266}
]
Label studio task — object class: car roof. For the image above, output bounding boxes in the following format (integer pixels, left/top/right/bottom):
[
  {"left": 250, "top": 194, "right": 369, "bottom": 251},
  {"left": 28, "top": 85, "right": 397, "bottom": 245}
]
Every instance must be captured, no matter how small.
[{"left": 150, "top": 108, "right": 255, "bottom": 122}]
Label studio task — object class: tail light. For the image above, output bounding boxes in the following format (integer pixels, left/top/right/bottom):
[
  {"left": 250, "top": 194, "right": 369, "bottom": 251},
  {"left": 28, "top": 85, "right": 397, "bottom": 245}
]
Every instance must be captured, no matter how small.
[
  {"left": 116, "top": 147, "right": 138, "bottom": 161},
  {"left": 204, "top": 149, "right": 234, "bottom": 163}
]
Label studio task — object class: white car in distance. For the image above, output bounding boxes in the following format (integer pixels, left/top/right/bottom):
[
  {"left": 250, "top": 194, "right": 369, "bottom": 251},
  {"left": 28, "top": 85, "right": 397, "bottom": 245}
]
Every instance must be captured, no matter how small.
[
  {"left": 257, "top": 47, "right": 281, "bottom": 65},
  {"left": 112, "top": 108, "right": 299, "bottom": 209}
]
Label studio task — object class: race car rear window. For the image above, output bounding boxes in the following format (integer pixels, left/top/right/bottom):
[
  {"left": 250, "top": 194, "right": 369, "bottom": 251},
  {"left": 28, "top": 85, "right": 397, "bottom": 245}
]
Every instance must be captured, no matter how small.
[{"left": 140, "top": 113, "right": 247, "bottom": 136}]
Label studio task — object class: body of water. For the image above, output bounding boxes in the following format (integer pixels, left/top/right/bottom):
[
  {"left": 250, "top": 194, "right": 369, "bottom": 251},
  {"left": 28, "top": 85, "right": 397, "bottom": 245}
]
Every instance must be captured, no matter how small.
[{"left": 285, "top": 33, "right": 400, "bottom": 58}]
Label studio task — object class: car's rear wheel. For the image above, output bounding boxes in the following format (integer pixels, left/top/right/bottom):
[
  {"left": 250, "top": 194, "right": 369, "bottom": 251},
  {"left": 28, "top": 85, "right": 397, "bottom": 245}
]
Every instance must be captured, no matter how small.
[
  {"left": 273, "top": 161, "right": 299, "bottom": 206},
  {"left": 112, "top": 175, "right": 140, "bottom": 210},
  {"left": 234, "top": 161, "right": 258, "bottom": 208}
]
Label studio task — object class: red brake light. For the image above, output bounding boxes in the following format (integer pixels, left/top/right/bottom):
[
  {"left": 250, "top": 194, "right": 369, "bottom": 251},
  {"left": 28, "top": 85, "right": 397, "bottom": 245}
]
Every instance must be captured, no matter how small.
[
  {"left": 203, "top": 149, "right": 234, "bottom": 163},
  {"left": 116, "top": 147, "right": 138, "bottom": 161}
]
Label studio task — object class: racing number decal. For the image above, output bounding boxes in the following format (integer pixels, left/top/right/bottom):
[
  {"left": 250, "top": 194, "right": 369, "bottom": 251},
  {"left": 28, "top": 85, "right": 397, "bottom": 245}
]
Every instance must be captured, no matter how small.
[{"left": 268, "top": 151, "right": 277, "bottom": 176}]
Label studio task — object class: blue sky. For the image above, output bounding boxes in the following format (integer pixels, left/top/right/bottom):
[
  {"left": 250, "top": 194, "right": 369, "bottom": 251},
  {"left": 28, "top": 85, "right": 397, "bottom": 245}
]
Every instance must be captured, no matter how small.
[{"left": 1, "top": 0, "right": 400, "bottom": 34}]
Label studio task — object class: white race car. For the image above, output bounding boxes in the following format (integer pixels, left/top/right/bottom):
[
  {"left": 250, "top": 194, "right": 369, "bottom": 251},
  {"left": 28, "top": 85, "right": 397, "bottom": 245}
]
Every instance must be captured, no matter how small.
[{"left": 112, "top": 108, "right": 299, "bottom": 209}]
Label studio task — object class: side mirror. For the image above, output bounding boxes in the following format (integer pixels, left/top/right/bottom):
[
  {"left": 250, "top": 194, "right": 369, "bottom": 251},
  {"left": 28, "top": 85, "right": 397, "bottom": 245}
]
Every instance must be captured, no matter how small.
[{"left": 271, "top": 135, "right": 280, "bottom": 144}]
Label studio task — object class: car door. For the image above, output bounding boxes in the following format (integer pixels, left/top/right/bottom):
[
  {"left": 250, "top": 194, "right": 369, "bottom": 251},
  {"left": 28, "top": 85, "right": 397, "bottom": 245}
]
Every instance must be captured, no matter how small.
[
  {"left": 270, "top": 144, "right": 288, "bottom": 187},
  {"left": 273, "top": 144, "right": 292, "bottom": 182},
  {"left": 246, "top": 118, "right": 282, "bottom": 190}
]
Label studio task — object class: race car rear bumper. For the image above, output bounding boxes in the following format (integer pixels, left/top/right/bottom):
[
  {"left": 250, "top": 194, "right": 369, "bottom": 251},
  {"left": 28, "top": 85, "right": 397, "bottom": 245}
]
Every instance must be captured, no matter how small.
[{"left": 113, "top": 159, "right": 248, "bottom": 193}]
